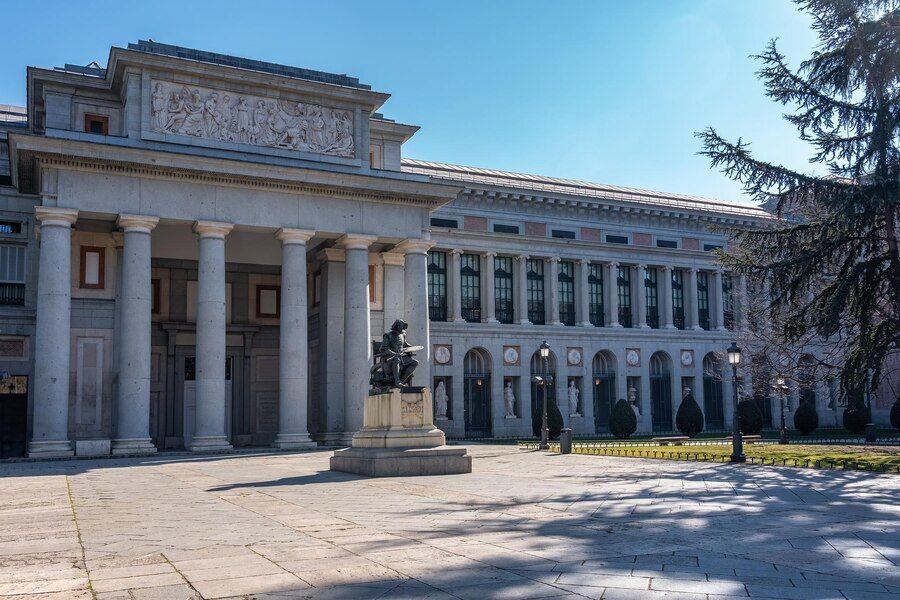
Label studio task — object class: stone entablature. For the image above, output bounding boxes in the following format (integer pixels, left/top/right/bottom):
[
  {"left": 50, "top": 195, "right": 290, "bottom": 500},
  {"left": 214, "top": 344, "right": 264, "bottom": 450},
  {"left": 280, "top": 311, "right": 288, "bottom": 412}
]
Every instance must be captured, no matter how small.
[{"left": 149, "top": 80, "right": 354, "bottom": 158}]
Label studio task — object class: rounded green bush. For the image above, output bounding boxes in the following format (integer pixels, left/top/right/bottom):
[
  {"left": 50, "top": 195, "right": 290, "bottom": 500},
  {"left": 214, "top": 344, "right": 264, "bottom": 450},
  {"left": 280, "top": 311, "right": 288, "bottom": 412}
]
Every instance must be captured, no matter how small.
[
  {"left": 531, "top": 396, "right": 564, "bottom": 439},
  {"left": 891, "top": 398, "right": 900, "bottom": 430},
  {"left": 610, "top": 398, "right": 638, "bottom": 439},
  {"left": 793, "top": 400, "right": 819, "bottom": 435},
  {"left": 738, "top": 400, "right": 764, "bottom": 435},
  {"left": 675, "top": 393, "right": 704, "bottom": 438},
  {"left": 842, "top": 398, "right": 870, "bottom": 435}
]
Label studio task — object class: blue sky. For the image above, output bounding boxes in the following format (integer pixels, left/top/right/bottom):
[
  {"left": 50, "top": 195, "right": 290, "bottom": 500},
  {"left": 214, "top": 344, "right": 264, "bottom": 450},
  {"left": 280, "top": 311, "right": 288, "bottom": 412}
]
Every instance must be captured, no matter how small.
[{"left": 0, "top": 0, "right": 819, "bottom": 203}]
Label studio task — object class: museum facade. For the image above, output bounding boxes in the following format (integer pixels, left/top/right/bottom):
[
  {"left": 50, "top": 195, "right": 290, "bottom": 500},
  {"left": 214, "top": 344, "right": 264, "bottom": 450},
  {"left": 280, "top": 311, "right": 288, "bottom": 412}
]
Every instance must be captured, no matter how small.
[{"left": 0, "top": 41, "right": 884, "bottom": 458}]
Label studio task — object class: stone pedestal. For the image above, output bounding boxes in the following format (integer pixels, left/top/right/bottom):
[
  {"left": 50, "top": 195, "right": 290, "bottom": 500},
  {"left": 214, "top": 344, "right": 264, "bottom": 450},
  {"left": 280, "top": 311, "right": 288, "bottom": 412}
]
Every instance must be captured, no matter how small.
[{"left": 330, "top": 388, "right": 471, "bottom": 477}]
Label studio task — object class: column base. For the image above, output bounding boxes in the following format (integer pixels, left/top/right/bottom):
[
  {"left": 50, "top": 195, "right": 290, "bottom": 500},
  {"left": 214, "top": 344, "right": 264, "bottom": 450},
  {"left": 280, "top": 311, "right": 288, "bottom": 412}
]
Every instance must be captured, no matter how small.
[
  {"left": 663, "top": 324, "right": 677, "bottom": 330},
  {"left": 272, "top": 433, "right": 317, "bottom": 450},
  {"left": 516, "top": 319, "right": 532, "bottom": 325},
  {"left": 639, "top": 324, "right": 651, "bottom": 330},
  {"left": 111, "top": 438, "right": 157, "bottom": 455},
  {"left": 715, "top": 326, "right": 728, "bottom": 332},
  {"left": 187, "top": 436, "right": 233, "bottom": 452},
  {"left": 28, "top": 440, "right": 74, "bottom": 458},
  {"left": 451, "top": 317, "right": 466, "bottom": 323},
  {"left": 609, "top": 323, "right": 623, "bottom": 328},
  {"left": 691, "top": 325, "right": 704, "bottom": 331},
  {"left": 482, "top": 318, "right": 500, "bottom": 324},
  {"left": 578, "top": 321, "right": 593, "bottom": 328},
  {"left": 549, "top": 320, "right": 564, "bottom": 326}
]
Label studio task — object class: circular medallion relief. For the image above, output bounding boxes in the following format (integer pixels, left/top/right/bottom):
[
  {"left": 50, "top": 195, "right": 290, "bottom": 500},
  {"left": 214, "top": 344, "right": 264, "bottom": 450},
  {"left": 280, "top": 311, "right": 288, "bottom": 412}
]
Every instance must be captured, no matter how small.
[
  {"left": 503, "top": 346, "right": 520, "bottom": 365},
  {"left": 434, "top": 346, "right": 451, "bottom": 365},
  {"left": 680, "top": 351, "right": 693, "bottom": 367},
  {"left": 567, "top": 348, "right": 582, "bottom": 366},
  {"left": 626, "top": 349, "right": 640, "bottom": 367}
]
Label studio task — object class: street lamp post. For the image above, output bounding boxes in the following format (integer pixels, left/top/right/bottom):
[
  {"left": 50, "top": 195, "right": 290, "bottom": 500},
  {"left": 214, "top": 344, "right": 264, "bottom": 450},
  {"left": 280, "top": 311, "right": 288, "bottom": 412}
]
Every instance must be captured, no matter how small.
[
  {"left": 773, "top": 376, "right": 789, "bottom": 445},
  {"left": 727, "top": 342, "right": 745, "bottom": 463},
  {"left": 539, "top": 340, "right": 550, "bottom": 450}
]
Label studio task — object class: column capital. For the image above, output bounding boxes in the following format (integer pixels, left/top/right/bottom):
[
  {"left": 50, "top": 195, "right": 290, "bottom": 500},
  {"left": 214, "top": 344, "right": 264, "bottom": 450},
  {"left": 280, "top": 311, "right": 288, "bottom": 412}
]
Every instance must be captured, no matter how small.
[
  {"left": 117, "top": 214, "right": 159, "bottom": 233},
  {"left": 395, "top": 238, "right": 434, "bottom": 255},
  {"left": 380, "top": 251, "right": 405, "bottom": 267},
  {"left": 637, "top": 263, "right": 647, "bottom": 270},
  {"left": 339, "top": 233, "right": 378, "bottom": 250},
  {"left": 578, "top": 258, "right": 591, "bottom": 266},
  {"left": 660, "top": 264, "right": 673, "bottom": 273},
  {"left": 193, "top": 220, "right": 233, "bottom": 239},
  {"left": 608, "top": 260, "right": 620, "bottom": 267},
  {"left": 484, "top": 251, "right": 498, "bottom": 259},
  {"left": 275, "top": 227, "right": 315, "bottom": 245},
  {"left": 688, "top": 266, "right": 700, "bottom": 274},
  {"left": 35, "top": 206, "right": 78, "bottom": 227},
  {"left": 516, "top": 253, "right": 530, "bottom": 261},
  {"left": 546, "top": 256, "right": 560, "bottom": 264},
  {"left": 450, "top": 248, "right": 465, "bottom": 256}
]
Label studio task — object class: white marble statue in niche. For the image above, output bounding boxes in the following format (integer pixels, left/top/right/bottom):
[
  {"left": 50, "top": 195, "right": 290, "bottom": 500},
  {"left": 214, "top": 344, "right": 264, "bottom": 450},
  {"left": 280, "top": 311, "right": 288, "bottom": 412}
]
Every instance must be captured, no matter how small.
[
  {"left": 150, "top": 80, "right": 355, "bottom": 158},
  {"left": 568, "top": 379, "right": 580, "bottom": 416},
  {"left": 629, "top": 386, "right": 642, "bottom": 415},
  {"left": 503, "top": 380, "right": 516, "bottom": 418},
  {"left": 434, "top": 380, "right": 448, "bottom": 420}
]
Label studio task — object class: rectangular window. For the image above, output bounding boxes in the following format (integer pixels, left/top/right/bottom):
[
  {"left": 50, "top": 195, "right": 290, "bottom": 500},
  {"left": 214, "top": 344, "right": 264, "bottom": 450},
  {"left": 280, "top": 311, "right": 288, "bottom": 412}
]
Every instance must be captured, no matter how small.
[
  {"left": 723, "top": 273, "right": 735, "bottom": 329},
  {"left": 80, "top": 246, "right": 105, "bottom": 289},
  {"left": 672, "top": 269, "right": 685, "bottom": 329},
  {"left": 427, "top": 251, "right": 447, "bottom": 322},
  {"left": 656, "top": 239, "right": 678, "bottom": 249},
  {"left": 704, "top": 243, "right": 723, "bottom": 252},
  {"left": 558, "top": 260, "right": 575, "bottom": 326},
  {"left": 617, "top": 266, "right": 632, "bottom": 327},
  {"left": 256, "top": 285, "right": 280, "bottom": 319},
  {"left": 697, "top": 271, "right": 710, "bottom": 330},
  {"left": 311, "top": 271, "right": 322, "bottom": 308},
  {"left": 493, "top": 223, "right": 520, "bottom": 235},
  {"left": 551, "top": 229, "right": 576, "bottom": 239},
  {"left": 460, "top": 253, "right": 481, "bottom": 323},
  {"left": 0, "top": 244, "right": 26, "bottom": 306},
  {"left": 84, "top": 114, "right": 109, "bottom": 135},
  {"left": 588, "top": 263, "right": 604, "bottom": 327},
  {"left": 0, "top": 221, "right": 22, "bottom": 234},
  {"left": 645, "top": 267, "right": 659, "bottom": 328},
  {"left": 526, "top": 258, "right": 545, "bottom": 325},
  {"left": 494, "top": 256, "right": 514, "bottom": 324},
  {"left": 430, "top": 218, "right": 459, "bottom": 229},
  {"left": 606, "top": 234, "right": 629, "bottom": 244},
  {"left": 151, "top": 279, "right": 161, "bottom": 315}
]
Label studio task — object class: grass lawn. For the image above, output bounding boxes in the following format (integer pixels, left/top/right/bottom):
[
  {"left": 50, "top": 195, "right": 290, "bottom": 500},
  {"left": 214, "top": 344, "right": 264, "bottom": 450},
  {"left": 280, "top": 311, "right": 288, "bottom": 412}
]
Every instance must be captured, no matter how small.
[{"left": 562, "top": 443, "right": 900, "bottom": 472}]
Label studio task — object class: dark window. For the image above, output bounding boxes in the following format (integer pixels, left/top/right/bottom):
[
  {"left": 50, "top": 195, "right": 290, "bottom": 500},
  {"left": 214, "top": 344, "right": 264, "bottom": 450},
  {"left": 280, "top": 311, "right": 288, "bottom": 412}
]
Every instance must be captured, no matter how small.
[
  {"left": 704, "top": 244, "right": 723, "bottom": 252},
  {"left": 723, "top": 273, "right": 735, "bottom": 329},
  {"left": 558, "top": 260, "right": 575, "bottom": 326},
  {"left": 656, "top": 239, "right": 678, "bottom": 249},
  {"left": 588, "top": 263, "right": 604, "bottom": 326},
  {"left": 551, "top": 229, "right": 576, "bottom": 239},
  {"left": 526, "top": 258, "right": 545, "bottom": 325},
  {"left": 430, "top": 218, "right": 459, "bottom": 229},
  {"left": 617, "top": 266, "right": 632, "bottom": 327},
  {"left": 0, "top": 244, "right": 25, "bottom": 306},
  {"left": 606, "top": 234, "right": 629, "bottom": 244},
  {"left": 151, "top": 279, "right": 161, "bottom": 315},
  {"left": 672, "top": 269, "right": 685, "bottom": 329},
  {"left": 427, "top": 251, "right": 447, "bottom": 322},
  {"left": 697, "top": 271, "right": 710, "bottom": 330},
  {"left": 494, "top": 256, "right": 514, "bottom": 324},
  {"left": 84, "top": 114, "right": 109, "bottom": 135},
  {"left": 493, "top": 223, "right": 520, "bottom": 235},
  {"left": 645, "top": 267, "right": 659, "bottom": 328},
  {"left": 460, "top": 253, "right": 481, "bottom": 323},
  {"left": 0, "top": 221, "right": 22, "bottom": 234}
]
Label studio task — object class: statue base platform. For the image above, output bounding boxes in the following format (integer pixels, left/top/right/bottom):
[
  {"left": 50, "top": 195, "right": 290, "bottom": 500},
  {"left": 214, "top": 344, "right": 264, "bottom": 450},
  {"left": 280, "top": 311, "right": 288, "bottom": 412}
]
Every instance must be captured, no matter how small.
[{"left": 329, "top": 387, "right": 471, "bottom": 477}]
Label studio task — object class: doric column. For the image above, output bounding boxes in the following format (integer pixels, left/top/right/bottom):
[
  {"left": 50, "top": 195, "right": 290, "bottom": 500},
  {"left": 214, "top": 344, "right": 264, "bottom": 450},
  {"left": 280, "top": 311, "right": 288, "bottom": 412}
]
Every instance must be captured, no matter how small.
[
  {"left": 397, "top": 238, "right": 434, "bottom": 387},
  {"left": 577, "top": 259, "right": 592, "bottom": 327},
  {"left": 687, "top": 267, "right": 702, "bottom": 330},
  {"left": 547, "top": 256, "right": 562, "bottom": 326},
  {"left": 29, "top": 207, "right": 79, "bottom": 458},
  {"left": 636, "top": 264, "right": 650, "bottom": 329},
  {"left": 189, "top": 220, "right": 234, "bottom": 452},
  {"left": 380, "top": 252, "right": 405, "bottom": 327},
  {"left": 273, "top": 228, "right": 317, "bottom": 449},
  {"left": 112, "top": 214, "right": 159, "bottom": 455},
  {"left": 482, "top": 252, "right": 498, "bottom": 323},
  {"left": 341, "top": 233, "right": 377, "bottom": 441},
  {"left": 515, "top": 254, "right": 530, "bottom": 325},
  {"left": 449, "top": 249, "right": 464, "bottom": 323},
  {"left": 606, "top": 261, "right": 621, "bottom": 328},
  {"left": 712, "top": 269, "right": 726, "bottom": 331},
  {"left": 660, "top": 266, "right": 675, "bottom": 329}
]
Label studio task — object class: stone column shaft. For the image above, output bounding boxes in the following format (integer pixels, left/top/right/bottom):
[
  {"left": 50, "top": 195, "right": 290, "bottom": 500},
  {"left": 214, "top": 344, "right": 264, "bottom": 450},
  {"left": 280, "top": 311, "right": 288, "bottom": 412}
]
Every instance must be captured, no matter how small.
[
  {"left": 547, "top": 257, "right": 562, "bottom": 326},
  {"left": 737, "top": 274, "right": 748, "bottom": 329},
  {"left": 606, "top": 261, "right": 621, "bottom": 328},
  {"left": 29, "top": 207, "right": 79, "bottom": 458},
  {"left": 482, "top": 252, "right": 498, "bottom": 323},
  {"left": 636, "top": 264, "right": 649, "bottom": 329},
  {"left": 381, "top": 252, "right": 405, "bottom": 327},
  {"left": 660, "top": 266, "right": 675, "bottom": 329},
  {"left": 190, "top": 220, "right": 233, "bottom": 451},
  {"left": 112, "top": 214, "right": 159, "bottom": 455},
  {"left": 688, "top": 267, "right": 702, "bottom": 330},
  {"left": 398, "top": 239, "right": 434, "bottom": 387},
  {"left": 449, "top": 249, "right": 464, "bottom": 323},
  {"left": 713, "top": 269, "right": 726, "bottom": 331},
  {"left": 515, "top": 254, "right": 530, "bottom": 324},
  {"left": 577, "top": 259, "right": 592, "bottom": 327},
  {"left": 273, "top": 228, "right": 317, "bottom": 449}
]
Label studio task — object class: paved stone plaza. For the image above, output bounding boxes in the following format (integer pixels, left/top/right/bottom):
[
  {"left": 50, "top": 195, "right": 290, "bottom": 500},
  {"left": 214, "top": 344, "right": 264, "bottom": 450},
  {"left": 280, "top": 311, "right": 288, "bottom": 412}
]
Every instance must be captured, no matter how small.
[{"left": 1, "top": 446, "right": 898, "bottom": 600}]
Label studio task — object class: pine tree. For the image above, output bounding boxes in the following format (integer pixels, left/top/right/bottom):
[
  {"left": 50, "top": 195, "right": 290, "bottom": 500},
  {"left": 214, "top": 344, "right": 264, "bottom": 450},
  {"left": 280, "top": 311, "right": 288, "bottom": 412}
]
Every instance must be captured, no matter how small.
[{"left": 697, "top": 0, "right": 900, "bottom": 402}]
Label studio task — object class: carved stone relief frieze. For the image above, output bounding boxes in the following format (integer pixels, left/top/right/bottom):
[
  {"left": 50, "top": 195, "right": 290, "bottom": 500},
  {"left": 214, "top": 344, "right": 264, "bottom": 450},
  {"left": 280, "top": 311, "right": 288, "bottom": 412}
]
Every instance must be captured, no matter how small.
[{"left": 149, "top": 80, "right": 355, "bottom": 158}]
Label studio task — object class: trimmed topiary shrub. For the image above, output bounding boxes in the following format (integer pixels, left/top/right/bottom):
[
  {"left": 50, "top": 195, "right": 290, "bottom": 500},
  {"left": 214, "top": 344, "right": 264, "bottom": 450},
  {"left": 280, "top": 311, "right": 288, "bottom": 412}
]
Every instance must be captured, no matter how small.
[
  {"left": 610, "top": 398, "right": 638, "bottom": 439},
  {"left": 842, "top": 397, "right": 870, "bottom": 435},
  {"left": 793, "top": 400, "right": 819, "bottom": 435},
  {"left": 675, "top": 393, "right": 704, "bottom": 438},
  {"left": 531, "top": 397, "right": 564, "bottom": 439},
  {"left": 738, "top": 400, "right": 764, "bottom": 435}
]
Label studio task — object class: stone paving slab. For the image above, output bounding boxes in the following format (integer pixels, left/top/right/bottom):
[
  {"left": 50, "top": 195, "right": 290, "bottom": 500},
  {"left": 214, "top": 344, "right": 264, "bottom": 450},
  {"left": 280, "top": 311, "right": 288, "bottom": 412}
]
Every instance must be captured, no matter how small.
[{"left": 0, "top": 445, "right": 898, "bottom": 599}]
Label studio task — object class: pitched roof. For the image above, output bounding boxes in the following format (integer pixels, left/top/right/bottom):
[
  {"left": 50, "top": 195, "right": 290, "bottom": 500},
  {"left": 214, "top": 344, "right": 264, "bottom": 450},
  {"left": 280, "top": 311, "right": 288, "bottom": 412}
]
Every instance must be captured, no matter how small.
[{"left": 401, "top": 159, "right": 770, "bottom": 219}]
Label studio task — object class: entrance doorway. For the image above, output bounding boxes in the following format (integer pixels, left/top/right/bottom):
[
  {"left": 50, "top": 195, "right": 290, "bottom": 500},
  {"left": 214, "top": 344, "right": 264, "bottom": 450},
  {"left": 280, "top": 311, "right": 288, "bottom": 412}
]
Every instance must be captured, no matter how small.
[
  {"left": 592, "top": 351, "right": 616, "bottom": 433},
  {"left": 650, "top": 352, "right": 673, "bottom": 432},
  {"left": 463, "top": 348, "right": 492, "bottom": 438},
  {"left": 177, "top": 347, "right": 242, "bottom": 448},
  {"left": 0, "top": 376, "right": 27, "bottom": 458},
  {"left": 702, "top": 353, "right": 726, "bottom": 430}
]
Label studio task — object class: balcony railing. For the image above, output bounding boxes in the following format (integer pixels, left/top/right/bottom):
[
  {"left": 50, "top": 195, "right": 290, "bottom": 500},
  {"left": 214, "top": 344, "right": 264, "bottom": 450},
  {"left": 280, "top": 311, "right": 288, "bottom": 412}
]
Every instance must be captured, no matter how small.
[{"left": 0, "top": 283, "right": 25, "bottom": 306}]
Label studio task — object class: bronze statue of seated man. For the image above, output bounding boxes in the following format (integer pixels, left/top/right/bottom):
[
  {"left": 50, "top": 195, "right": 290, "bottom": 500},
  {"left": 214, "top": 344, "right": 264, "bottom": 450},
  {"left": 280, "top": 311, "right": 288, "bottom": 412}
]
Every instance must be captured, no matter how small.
[{"left": 370, "top": 319, "right": 422, "bottom": 392}]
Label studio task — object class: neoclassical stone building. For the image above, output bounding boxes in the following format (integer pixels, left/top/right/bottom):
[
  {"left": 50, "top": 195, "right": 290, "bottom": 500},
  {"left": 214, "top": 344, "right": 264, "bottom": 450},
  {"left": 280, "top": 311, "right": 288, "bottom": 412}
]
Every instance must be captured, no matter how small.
[{"left": 0, "top": 42, "right": 886, "bottom": 458}]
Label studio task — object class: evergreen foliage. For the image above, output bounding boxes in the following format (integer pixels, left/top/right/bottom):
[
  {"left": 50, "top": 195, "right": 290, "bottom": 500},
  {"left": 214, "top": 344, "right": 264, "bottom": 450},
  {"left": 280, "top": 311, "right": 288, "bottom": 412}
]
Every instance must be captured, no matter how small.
[
  {"left": 738, "top": 400, "right": 764, "bottom": 435},
  {"left": 531, "top": 395, "right": 564, "bottom": 439},
  {"left": 890, "top": 397, "right": 900, "bottom": 429},
  {"left": 609, "top": 399, "right": 638, "bottom": 439},
  {"left": 842, "top": 393, "right": 871, "bottom": 434},
  {"left": 794, "top": 399, "right": 820, "bottom": 435},
  {"left": 675, "top": 393, "right": 705, "bottom": 437},
  {"left": 697, "top": 0, "right": 900, "bottom": 402}
]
